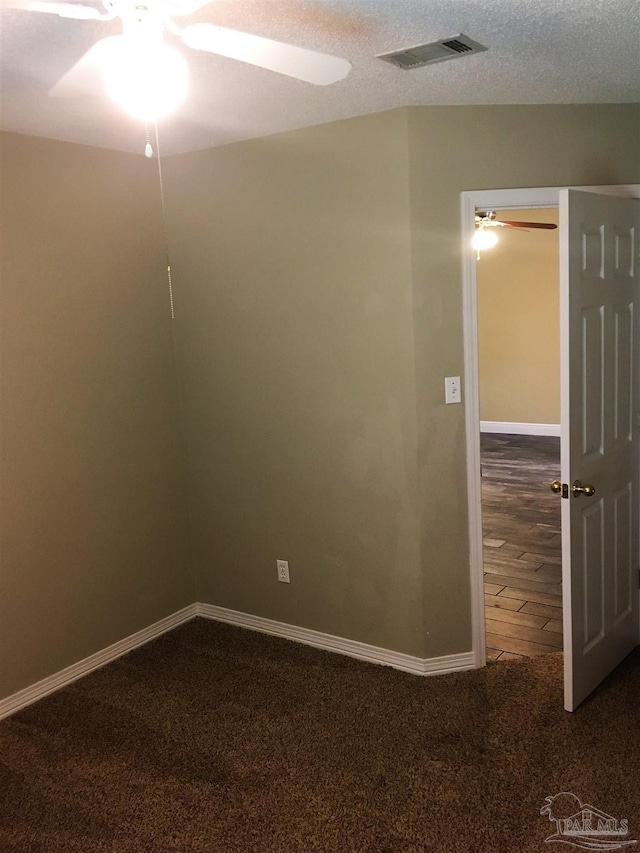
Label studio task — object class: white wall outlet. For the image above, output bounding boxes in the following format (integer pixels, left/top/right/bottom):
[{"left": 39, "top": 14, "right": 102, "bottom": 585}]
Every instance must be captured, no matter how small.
[
  {"left": 276, "top": 559, "right": 290, "bottom": 583},
  {"left": 444, "top": 376, "right": 462, "bottom": 404}
]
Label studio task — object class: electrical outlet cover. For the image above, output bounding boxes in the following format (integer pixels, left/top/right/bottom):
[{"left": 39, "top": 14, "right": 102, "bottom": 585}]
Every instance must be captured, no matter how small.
[{"left": 276, "top": 559, "right": 290, "bottom": 583}]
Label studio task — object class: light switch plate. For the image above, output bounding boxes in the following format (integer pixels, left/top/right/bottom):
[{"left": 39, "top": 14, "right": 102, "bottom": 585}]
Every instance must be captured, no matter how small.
[{"left": 445, "top": 376, "right": 462, "bottom": 404}]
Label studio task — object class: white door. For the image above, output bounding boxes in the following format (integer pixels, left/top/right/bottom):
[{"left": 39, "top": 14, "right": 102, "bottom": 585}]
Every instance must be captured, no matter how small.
[{"left": 560, "top": 189, "right": 640, "bottom": 711}]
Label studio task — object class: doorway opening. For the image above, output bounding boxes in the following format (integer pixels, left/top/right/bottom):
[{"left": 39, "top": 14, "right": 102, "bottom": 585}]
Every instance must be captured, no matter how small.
[
  {"left": 476, "top": 207, "right": 563, "bottom": 661},
  {"left": 461, "top": 186, "right": 568, "bottom": 670}
]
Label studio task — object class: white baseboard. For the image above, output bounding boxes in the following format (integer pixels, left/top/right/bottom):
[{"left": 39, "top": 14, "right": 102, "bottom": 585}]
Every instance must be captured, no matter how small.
[
  {"left": 0, "top": 603, "right": 475, "bottom": 720},
  {"left": 196, "top": 603, "right": 475, "bottom": 677},
  {"left": 480, "top": 421, "right": 560, "bottom": 437},
  {"left": 0, "top": 604, "right": 197, "bottom": 721}
]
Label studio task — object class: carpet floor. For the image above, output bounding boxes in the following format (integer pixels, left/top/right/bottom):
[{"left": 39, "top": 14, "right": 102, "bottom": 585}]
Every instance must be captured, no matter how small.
[{"left": 1, "top": 618, "right": 639, "bottom": 852}]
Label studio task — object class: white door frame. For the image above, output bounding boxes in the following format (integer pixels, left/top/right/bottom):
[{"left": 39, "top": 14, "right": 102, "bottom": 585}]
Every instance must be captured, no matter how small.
[{"left": 461, "top": 184, "right": 640, "bottom": 669}]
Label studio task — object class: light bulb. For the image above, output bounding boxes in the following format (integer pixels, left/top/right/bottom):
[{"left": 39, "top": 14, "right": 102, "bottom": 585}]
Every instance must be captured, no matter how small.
[
  {"left": 471, "top": 227, "right": 499, "bottom": 252},
  {"left": 105, "top": 37, "right": 188, "bottom": 121}
]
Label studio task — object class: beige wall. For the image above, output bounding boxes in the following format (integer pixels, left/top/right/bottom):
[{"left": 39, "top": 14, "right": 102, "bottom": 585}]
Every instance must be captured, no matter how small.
[
  {"left": 477, "top": 208, "right": 560, "bottom": 425},
  {"left": 0, "top": 133, "right": 193, "bottom": 699},
  {"left": 165, "top": 111, "right": 426, "bottom": 656}
]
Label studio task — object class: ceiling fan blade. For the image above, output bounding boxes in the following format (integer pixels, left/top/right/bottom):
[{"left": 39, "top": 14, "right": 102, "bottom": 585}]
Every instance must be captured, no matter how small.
[
  {"left": 181, "top": 23, "right": 351, "bottom": 85},
  {"left": 3, "top": 0, "right": 105, "bottom": 19},
  {"left": 499, "top": 220, "right": 558, "bottom": 229},
  {"left": 49, "top": 36, "right": 122, "bottom": 97}
]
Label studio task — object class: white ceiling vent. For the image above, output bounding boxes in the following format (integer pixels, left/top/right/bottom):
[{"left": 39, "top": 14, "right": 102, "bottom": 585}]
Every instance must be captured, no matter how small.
[{"left": 378, "top": 34, "right": 487, "bottom": 70}]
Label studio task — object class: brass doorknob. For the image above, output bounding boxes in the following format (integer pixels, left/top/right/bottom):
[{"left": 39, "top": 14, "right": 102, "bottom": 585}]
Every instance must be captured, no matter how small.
[
  {"left": 572, "top": 480, "right": 596, "bottom": 498},
  {"left": 550, "top": 480, "right": 563, "bottom": 494}
]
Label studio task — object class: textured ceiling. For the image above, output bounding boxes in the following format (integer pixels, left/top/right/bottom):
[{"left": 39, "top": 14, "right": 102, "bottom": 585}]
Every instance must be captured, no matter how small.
[{"left": 1, "top": 0, "right": 639, "bottom": 155}]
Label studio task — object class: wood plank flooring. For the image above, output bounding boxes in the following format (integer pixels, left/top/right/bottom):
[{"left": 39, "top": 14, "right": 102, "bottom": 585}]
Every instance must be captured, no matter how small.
[{"left": 481, "top": 433, "right": 563, "bottom": 661}]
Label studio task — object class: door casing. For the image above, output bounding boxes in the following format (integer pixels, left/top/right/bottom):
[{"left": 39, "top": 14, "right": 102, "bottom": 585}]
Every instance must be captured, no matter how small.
[{"left": 460, "top": 184, "right": 640, "bottom": 669}]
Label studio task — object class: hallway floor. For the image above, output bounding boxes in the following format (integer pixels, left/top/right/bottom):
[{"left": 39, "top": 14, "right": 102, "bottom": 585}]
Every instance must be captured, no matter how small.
[{"left": 481, "top": 433, "right": 563, "bottom": 661}]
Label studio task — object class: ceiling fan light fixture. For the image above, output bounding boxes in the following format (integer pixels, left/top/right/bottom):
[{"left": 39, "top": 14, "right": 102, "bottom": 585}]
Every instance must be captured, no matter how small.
[{"left": 104, "top": 36, "right": 188, "bottom": 121}]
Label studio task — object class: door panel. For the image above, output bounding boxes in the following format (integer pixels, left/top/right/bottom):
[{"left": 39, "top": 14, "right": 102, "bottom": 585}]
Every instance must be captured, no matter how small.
[
  {"left": 581, "top": 305, "right": 604, "bottom": 458},
  {"left": 561, "top": 189, "right": 639, "bottom": 712},
  {"left": 613, "top": 484, "right": 632, "bottom": 621},
  {"left": 613, "top": 303, "right": 633, "bottom": 446}
]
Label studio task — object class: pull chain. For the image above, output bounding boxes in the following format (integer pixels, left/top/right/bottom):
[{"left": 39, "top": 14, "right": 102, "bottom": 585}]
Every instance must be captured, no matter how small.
[
  {"left": 144, "top": 121, "right": 153, "bottom": 159},
  {"left": 149, "top": 121, "right": 175, "bottom": 320},
  {"left": 145, "top": 142, "right": 154, "bottom": 158}
]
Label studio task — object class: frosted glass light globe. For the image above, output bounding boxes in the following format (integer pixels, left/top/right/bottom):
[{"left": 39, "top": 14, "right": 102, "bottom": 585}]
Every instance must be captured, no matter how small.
[
  {"left": 471, "top": 227, "right": 499, "bottom": 251},
  {"left": 105, "top": 39, "right": 188, "bottom": 121}
]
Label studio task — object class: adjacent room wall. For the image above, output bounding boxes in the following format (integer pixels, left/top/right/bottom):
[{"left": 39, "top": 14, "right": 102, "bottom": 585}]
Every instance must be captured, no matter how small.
[
  {"left": 477, "top": 207, "right": 560, "bottom": 426},
  {"left": 0, "top": 132, "right": 193, "bottom": 699}
]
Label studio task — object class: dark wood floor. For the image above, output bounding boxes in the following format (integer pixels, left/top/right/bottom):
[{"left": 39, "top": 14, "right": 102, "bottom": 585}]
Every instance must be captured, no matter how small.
[{"left": 481, "top": 433, "right": 563, "bottom": 661}]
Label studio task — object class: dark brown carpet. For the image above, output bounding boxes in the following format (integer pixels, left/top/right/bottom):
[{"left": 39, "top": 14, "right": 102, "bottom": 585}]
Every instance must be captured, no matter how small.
[{"left": 1, "top": 618, "right": 639, "bottom": 852}]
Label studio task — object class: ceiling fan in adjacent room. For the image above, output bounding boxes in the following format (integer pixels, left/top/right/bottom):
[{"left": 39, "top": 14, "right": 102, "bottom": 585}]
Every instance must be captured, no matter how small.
[
  {"left": 2, "top": 0, "right": 352, "bottom": 119},
  {"left": 472, "top": 210, "right": 558, "bottom": 258}
]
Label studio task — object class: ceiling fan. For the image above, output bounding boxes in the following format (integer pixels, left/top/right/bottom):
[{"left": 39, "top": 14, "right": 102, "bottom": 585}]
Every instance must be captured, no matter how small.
[
  {"left": 473, "top": 210, "right": 557, "bottom": 258},
  {"left": 3, "top": 0, "right": 352, "bottom": 119},
  {"left": 475, "top": 211, "right": 558, "bottom": 231}
]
